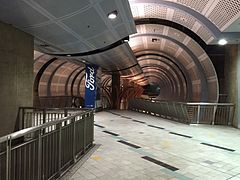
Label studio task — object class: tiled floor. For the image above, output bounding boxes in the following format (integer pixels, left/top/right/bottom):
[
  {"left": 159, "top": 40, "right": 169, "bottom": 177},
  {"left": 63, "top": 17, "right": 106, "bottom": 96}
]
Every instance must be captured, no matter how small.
[{"left": 63, "top": 110, "right": 240, "bottom": 180}]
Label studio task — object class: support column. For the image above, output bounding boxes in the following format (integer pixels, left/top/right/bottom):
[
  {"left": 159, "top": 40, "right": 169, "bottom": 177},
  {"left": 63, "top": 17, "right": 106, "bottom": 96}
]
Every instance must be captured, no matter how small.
[
  {"left": 237, "top": 44, "right": 240, "bottom": 128},
  {"left": 95, "top": 68, "right": 103, "bottom": 110},
  {"left": 225, "top": 44, "right": 240, "bottom": 128},
  {"left": 112, "top": 73, "right": 120, "bottom": 109},
  {"left": 0, "top": 21, "right": 34, "bottom": 136}
]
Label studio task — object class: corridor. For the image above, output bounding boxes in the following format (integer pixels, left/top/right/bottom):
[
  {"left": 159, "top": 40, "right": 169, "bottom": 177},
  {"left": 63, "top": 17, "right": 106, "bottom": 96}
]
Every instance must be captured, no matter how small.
[{"left": 63, "top": 111, "right": 240, "bottom": 180}]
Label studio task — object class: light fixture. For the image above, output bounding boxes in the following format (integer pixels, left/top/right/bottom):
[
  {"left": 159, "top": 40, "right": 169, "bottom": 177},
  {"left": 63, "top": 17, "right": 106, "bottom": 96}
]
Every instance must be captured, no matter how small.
[
  {"left": 123, "top": 36, "right": 129, "bottom": 42},
  {"left": 218, "top": 39, "right": 228, "bottom": 45},
  {"left": 108, "top": 10, "right": 118, "bottom": 20}
]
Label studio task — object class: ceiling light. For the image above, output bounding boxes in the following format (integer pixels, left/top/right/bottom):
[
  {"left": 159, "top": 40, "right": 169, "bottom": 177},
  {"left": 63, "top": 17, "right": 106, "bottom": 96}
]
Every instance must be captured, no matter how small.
[
  {"left": 108, "top": 10, "right": 118, "bottom": 20},
  {"left": 218, "top": 39, "right": 228, "bottom": 45},
  {"left": 67, "top": 55, "right": 71, "bottom": 57},
  {"left": 123, "top": 36, "right": 129, "bottom": 42}
]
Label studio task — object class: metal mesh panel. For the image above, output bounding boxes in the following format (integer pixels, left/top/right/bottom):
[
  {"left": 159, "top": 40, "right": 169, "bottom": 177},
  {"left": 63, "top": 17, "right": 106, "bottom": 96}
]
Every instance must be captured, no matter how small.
[
  {"left": 176, "top": 0, "right": 211, "bottom": 13},
  {"left": 208, "top": 0, "right": 240, "bottom": 30}
]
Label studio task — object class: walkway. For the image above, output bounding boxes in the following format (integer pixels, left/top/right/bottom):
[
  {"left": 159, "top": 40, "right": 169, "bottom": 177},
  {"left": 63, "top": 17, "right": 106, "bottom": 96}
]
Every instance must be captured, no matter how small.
[{"left": 63, "top": 111, "right": 240, "bottom": 180}]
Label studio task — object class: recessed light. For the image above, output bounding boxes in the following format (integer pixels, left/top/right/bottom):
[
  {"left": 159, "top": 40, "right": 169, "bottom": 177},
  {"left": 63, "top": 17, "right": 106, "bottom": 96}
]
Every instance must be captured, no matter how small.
[
  {"left": 67, "top": 55, "right": 71, "bottom": 57},
  {"left": 108, "top": 10, "right": 118, "bottom": 20},
  {"left": 218, "top": 39, "right": 228, "bottom": 45},
  {"left": 123, "top": 37, "right": 129, "bottom": 42}
]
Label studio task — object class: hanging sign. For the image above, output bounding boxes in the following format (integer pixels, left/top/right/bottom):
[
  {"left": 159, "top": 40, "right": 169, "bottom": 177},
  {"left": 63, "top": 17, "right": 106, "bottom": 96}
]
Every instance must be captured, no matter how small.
[{"left": 84, "top": 65, "right": 97, "bottom": 108}]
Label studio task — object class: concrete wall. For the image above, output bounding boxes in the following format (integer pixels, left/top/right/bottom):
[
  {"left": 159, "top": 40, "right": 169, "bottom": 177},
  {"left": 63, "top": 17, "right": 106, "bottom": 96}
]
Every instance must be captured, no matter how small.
[
  {"left": 0, "top": 21, "right": 33, "bottom": 136},
  {"left": 225, "top": 44, "right": 240, "bottom": 128}
]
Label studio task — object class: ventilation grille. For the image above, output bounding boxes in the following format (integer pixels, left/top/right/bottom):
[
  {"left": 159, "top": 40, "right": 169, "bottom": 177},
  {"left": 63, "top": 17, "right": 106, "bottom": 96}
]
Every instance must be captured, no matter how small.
[
  {"left": 172, "top": 10, "right": 196, "bottom": 29},
  {"left": 176, "top": 0, "right": 211, "bottom": 13},
  {"left": 130, "top": 5, "right": 139, "bottom": 18},
  {"left": 144, "top": 5, "right": 168, "bottom": 19},
  {"left": 208, "top": 0, "right": 240, "bottom": 30},
  {"left": 130, "top": 4, "right": 214, "bottom": 44}
]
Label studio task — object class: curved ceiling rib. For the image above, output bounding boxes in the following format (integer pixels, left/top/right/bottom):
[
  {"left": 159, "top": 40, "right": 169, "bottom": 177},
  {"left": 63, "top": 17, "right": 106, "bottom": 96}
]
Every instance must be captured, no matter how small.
[
  {"left": 144, "top": 70, "right": 175, "bottom": 91},
  {"left": 130, "top": 0, "right": 221, "bottom": 37},
  {"left": 136, "top": 52, "right": 192, "bottom": 100},
  {"left": 130, "top": 3, "right": 214, "bottom": 44},
  {"left": 140, "top": 60, "right": 187, "bottom": 100},
  {"left": 129, "top": 0, "right": 240, "bottom": 44},
  {"left": 143, "top": 67, "right": 181, "bottom": 98},
  {"left": 47, "top": 61, "right": 68, "bottom": 96},
  {"left": 129, "top": 22, "right": 219, "bottom": 102},
  {"left": 48, "top": 37, "right": 129, "bottom": 56},
  {"left": 33, "top": 54, "right": 85, "bottom": 99},
  {"left": 135, "top": 18, "right": 206, "bottom": 49},
  {"left": 0, "top": 0, "right": 145, "bottom": 79},
  {"left": 64, "top": 67, "right": 81, "bottom": 96},
  {"left": 5, "top": 0, "right": 239, "bottom": 104},
  {"left": 138, "top": 56, "right": 186, "bottom": 81},
  {"left": 130, "top": 34, "right": 208, "bottom": 101},
  {"left": 33, "top": 57, "right": 58, "bottom": 99}
]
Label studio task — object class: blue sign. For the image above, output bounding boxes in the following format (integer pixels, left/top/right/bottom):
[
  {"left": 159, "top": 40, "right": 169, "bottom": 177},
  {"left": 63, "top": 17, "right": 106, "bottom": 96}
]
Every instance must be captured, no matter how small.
[{"left": 85, "top": 65, "right": 97, "bottom": 108}]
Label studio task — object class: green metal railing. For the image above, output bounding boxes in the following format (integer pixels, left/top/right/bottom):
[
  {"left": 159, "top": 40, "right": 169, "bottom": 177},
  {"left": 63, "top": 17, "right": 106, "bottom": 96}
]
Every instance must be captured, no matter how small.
[
  {"left": 0, "top": 108, "right": 94, "bottom": 180},
  {"left": 128, "top": 99, "right": 235, "bottom": 125}
]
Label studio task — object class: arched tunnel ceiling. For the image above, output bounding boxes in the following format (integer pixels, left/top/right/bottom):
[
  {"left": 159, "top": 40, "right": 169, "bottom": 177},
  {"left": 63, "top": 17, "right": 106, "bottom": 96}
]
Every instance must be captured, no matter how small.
[
  {"left": 33, "top": 54, "right": 85, "bottom": 100},
  {"left": 2, "top": 0, "right": 240, "bottom": 102},
  {"left": 129, "top": 0, "right": 240, "bottom": 44},
  {"left": 128, "top": 23, "right": 219, "bottom": 102}
]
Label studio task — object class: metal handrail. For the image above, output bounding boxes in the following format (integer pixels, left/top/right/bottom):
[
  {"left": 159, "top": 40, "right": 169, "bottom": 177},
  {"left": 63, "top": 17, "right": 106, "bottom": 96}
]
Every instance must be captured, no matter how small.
[
  {"left": 0, "top": 108, "right": 94, "bottom": 180},
  {"left": 137, "top": 98, "right": 234, "bottom": 106},
  {"left": 15, "top": 107, "right": 94, "bottom": 132},
  {"left": 128, "top": 98, "right": 235, "bottom": 125},
  {"left": 0, "top": 110, "right": 91, "bottom": 143}
]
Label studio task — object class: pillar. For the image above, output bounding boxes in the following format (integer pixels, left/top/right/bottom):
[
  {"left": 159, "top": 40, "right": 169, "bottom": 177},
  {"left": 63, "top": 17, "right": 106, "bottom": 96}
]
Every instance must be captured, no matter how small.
[
  {"left": 224, "top": 44, "right": 240, "bottom": 128},
  {"left": 112, "top": 73, "right": 120, "bottom": 109},
  {"left": 0, "top": 21, "right": 34, "bottom": 136},
  {"left": 96, "top": 68, "right": 103, "bottom": 110}
]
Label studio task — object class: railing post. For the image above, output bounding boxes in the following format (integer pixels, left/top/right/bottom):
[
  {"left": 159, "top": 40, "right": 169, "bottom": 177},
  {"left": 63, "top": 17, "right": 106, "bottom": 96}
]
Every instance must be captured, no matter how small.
[
  {"left": 43, "top": 109, "right": 46, "bottom": 124},
  {"left": 228, "top": 106, "right": 235, "bottom": 125},
  {"left": 91, "top": 112, "right": 94, "bottom": 143},
  {"left": 22, "top": 108, "right": 25, "bottom": 129},
  {"left": 197, "top": 105, "right": 201, "bottom": 124},
  {"left": 42, "top": 109, "right": 46, "bottom": 134},
  {"left": 212, "top": 105, "right": 217, "bottom": 125},
  {"left": 64, "top": 109, "right": 68, "bottom": 126},
  {"left": 64, "top": 109, "right": 68, "bottom": 117},
  {"left": 173, "top": 103, "right": 178, "bottom": 120},
  {"left": 180, "top": 104, "right": 184, "bottom": 123},
  {"left": 83, "top": 114, "right": 87, "bottom": 153},
  {"left": 72, "top": 117, "right": 76, "bottom": 163},
  {"left": 38, "top": 129, "right": 42, "bottom": 180},
  {"left": 6, "top": 136, "right": 11, "bottom": 180},
  {"left": 16, "top": 107, "right": 22, "bottom": 131},
  {"left": 58, "top": 123, "right": 62, "bottom": 176}
]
